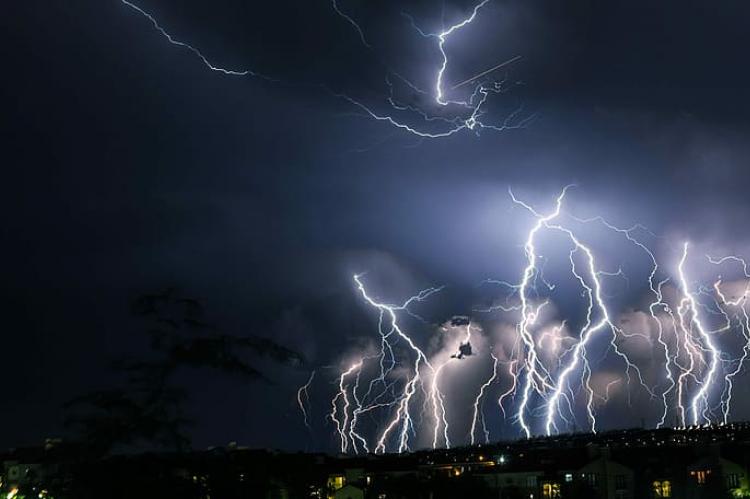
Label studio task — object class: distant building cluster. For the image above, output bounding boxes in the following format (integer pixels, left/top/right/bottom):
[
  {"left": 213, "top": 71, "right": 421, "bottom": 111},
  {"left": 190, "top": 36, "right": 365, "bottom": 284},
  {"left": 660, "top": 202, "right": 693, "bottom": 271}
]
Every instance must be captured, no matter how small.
[
  {"left": 3, "top": 424, "right": 750, "bottom": 498},
  {"left": 320, "top": 426, "right": 750, "bottom": 499}
]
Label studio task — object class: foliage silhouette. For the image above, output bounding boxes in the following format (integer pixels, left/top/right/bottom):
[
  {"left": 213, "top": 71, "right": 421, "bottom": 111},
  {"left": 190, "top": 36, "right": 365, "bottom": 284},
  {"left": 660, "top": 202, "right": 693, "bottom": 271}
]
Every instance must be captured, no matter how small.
[{"left": 65, "top": 288, "right": 303, "bottom": 454}]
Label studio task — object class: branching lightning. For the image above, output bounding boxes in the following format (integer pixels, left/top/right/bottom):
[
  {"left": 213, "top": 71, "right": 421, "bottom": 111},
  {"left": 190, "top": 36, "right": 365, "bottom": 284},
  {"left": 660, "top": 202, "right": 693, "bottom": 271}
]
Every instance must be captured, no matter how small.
[
  {"left": 343, "top": 0, "right": 532, "bottom": 138},
  {"left": 432, "top": 0, "right": 492, "bottom": 107},
  {"left": 119, "top": 0, "right": 529, "bottom": 140},
  {"left": 302, "top": 188, "right": 750, "bottom": 452},
  {"left": 114, "top": 0, "right": 750, "bottom": 452}
]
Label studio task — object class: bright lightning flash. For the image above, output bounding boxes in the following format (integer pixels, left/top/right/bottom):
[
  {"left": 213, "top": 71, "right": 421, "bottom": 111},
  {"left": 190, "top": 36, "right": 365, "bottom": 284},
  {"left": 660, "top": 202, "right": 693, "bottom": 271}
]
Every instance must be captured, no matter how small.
[{"left": 306, "top": 188, "right": 750, "bottom": 452}]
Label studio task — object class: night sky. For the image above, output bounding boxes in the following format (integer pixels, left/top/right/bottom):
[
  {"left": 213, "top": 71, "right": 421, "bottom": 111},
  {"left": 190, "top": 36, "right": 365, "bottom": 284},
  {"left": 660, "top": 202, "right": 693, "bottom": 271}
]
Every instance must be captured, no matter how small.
[{"left": 2, "top": 0, "right": 750, "bottom": 452}]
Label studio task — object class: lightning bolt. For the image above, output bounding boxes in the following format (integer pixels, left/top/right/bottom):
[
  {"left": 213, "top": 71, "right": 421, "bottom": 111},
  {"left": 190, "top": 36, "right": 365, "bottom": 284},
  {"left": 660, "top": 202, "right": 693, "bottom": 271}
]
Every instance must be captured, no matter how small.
[
  {"left": 296, "top": 370, "right": 316, "bottom": 432},
  {"left": 315, "top": 189, "right": 750, "bottom": 451},
  {"left": 433, "top": 0, "right": 492, "bottom": 106},
  {"left": 351, "top": 274, "right": 446, "bottom": 453},
  {"left": 115, "top": 0, "right": 750, "bottom": 453},
  {"left": 511, "top": 187, "right": 662, "bottom": 437},
  {"left": 509, "top": 186, "right": 568, "bottom": 437},
  {"left": 470, "top": 352, "right": 499, "bottom": 445},
  {"left": 329, "top": 360, "right": 363, "bottom": 453},
  {"left": 331, "top": 0, "right": 370, "bottom": 48},
  {"left": 708, "top": 254, "right": 750, "bottom": 424},
  {"left": 678, "top": 244, "right": 720, "bottom": 425},
  {"left": 119, "top": 0, "right": 266, "bottom": 77},
  {"left": 119, "top": 0, "right": 529, "bottom": 140},
  {"left": 335, "top": 277, "right": 493, "bottom": 453},
  {"left": 336, "top": 0, "right": 531, "bottom": 139}
]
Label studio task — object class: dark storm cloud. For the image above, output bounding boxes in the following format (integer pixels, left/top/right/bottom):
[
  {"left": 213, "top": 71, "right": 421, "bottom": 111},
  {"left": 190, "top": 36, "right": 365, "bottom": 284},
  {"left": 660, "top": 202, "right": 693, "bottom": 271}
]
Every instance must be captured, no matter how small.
[{"left": 2, "top": 0, "right": 750, "bottom": 450}]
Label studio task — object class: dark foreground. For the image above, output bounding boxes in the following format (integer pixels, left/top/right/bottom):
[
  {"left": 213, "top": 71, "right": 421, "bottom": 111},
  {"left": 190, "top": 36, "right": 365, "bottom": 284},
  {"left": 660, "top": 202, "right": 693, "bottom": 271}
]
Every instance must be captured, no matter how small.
[{"left": 5, "top": 423, "right": 750, "bottom": 498}]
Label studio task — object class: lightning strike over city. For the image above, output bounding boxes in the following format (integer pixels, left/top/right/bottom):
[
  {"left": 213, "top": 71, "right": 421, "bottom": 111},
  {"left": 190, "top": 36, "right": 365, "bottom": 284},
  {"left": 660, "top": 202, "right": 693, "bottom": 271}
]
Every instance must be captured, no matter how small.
[
  {"left": 300, "top": 188, "right": 750, "bottom": 451},
  {"left": 6, "top": 1, "right": 750, "bottom": 497}
]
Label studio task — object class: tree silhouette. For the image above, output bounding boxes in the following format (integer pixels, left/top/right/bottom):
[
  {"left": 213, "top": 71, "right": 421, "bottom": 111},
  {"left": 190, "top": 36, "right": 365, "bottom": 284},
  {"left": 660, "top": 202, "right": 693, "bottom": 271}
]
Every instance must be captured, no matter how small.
[{"left": 66, "top": 288, "right": 303, "bottom": 454}]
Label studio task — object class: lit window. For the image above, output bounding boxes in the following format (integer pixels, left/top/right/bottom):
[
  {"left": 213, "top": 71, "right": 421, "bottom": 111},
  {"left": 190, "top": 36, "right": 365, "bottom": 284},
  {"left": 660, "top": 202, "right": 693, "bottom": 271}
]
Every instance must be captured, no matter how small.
[
  {"left": 691, "top": 470, "right": 711, "bottom": 485},
  {"left": 652, "top": 480, "right": 672, "bottom": 497},
  {"left": 542, "top": 482, "right": 561, "bottom": 499},
  {"left": 327, "top": 475, "right": 345, "bottom": 490},
  {"left": 565, "top": 473, "right": 573, "bottom": 483}
]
